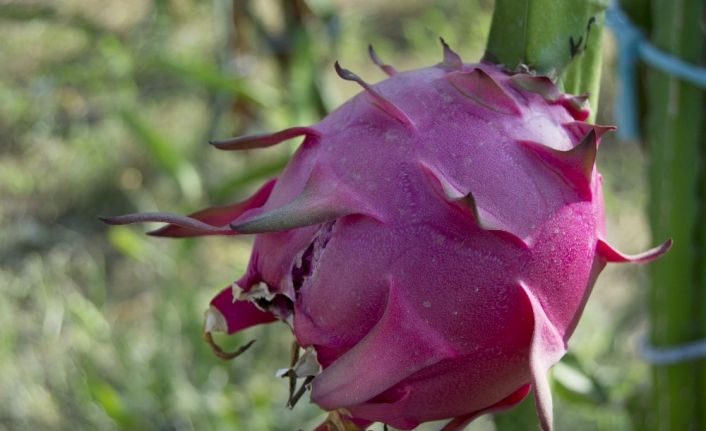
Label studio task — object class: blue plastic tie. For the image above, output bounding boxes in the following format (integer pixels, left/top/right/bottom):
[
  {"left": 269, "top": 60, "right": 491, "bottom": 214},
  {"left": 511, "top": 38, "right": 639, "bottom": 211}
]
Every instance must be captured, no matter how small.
[
  {"left": 606, "top": 4, "right": 706, "bottom": 140},
  {"left": 640, "top": 335, "right": 706, "bottom": 365}
]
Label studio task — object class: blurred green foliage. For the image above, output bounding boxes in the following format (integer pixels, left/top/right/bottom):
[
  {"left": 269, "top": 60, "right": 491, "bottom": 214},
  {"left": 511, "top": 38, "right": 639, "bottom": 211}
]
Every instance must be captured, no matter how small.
[{"left": 0, "top": 1, "right": 660, "bottom": 430}]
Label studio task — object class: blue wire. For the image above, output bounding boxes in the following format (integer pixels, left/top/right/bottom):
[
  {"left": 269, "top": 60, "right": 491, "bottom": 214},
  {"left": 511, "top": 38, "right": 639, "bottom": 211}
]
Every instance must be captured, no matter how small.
[
  {"left": 639, "top": 42, "right": 706, "bottom": 88},
  {"left": 606, "top": 4, "right": 706, "bottom": 140},
  {"left": 640, "top": 335, "right": 706, "bottom": 365}
]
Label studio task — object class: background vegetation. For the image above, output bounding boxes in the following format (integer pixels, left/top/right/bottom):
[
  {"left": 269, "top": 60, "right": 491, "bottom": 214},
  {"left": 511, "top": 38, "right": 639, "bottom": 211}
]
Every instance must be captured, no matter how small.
[{"left": 0, "top": 0, "right": 664, "bottom": 429}]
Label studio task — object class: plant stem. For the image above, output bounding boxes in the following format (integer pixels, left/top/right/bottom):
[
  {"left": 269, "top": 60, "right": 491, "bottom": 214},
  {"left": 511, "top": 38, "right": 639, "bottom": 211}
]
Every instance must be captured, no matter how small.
[
  {"left": 646, "top": 0, "right": 706, "bottom": 429},
  {"left": 485, "top": 0, "right": 608, "bottom": 118}
]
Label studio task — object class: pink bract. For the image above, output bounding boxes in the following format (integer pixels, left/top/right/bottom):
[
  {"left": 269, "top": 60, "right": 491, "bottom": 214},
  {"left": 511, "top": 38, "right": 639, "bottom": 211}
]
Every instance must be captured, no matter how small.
[{"left": 104, "top": 41, "right": 671, "bottom": 431}]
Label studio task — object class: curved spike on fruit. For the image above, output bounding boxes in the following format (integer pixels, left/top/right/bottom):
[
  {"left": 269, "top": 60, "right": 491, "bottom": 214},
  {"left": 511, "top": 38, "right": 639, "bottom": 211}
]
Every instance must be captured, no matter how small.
[
  {"left": 517, "top": 281, "right": 567, "bottom": 431},
  {"left": 419, "top": 162, "right": 528, "bottom": 248},
  {"left": 562, "top": 121, "right": 616, "bottom": 144},
  {"left": 461, "top": 192, "right": 498, "bottom": 231},
  {"left": 203, "top": 286, "right": 277, "bottom": 361},
  {"left": 345, "top": 388, "right": 416, "bottom": 429},
  {"left": 571, "top": 129, "right": 598, "bottom": 179},
  {"left": 203, "top": 333, "right": 256, "bottom": 361},
  {"left": 210, "top": 126, "right": 320, "bottom": 151},
  {"left": 310, "top": 277, "right": 458, "bottom": 410},
  {"left": 334, "top": 61, "right": 415, "bottom": 127},
  {"left": 596, "top": 238, "right": 672, "bottom": 264},
  {"left": 230, "top": 164, "right": 381, "bottom": 234},
  {"left": 209, "top": 285, "right": 278, "bottom": 335},
  {"left": 345, "top": 388, "right": 414, "bottom": 428},
  {"left": 447, "top": 69, "right": 522, "bottom": 115},
  {"left": 461, "top": 191, "right": 529, "bottom": 249},
  {"left": 418, "top": 161, "right": 465, "bottom": 200},
  {"left": 148, "top": 179, "right": 277, "bottom": 237},
  {"left": 439, "top": 37, "right": 463, "bottom": 70},
  {"left": 440, "top": 384, "right": 531, "bottom": 431},
  {"left": 560, "top": 94, "right": 591, "bottom": 121},
  {"left": 100, "top": 212, "right": 232, "bottom": 234},
  {"left": 518, "top": 129, "right": 598, "bottom": 198},
  {"left": 368, "top": 44, "right": 396, "bottom": 77},
  {"left": 509, "top": 74, "right": 561, "bottom": 102}
]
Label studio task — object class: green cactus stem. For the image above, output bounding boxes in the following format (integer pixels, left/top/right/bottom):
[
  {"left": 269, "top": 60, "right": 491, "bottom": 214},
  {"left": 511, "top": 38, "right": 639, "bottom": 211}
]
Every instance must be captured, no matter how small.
[
  {"left": 485, "top": 0, "right": 608, "bottom": 120},
  {"left": 645, "top": 0, "right": 706, "bottom": 429}
]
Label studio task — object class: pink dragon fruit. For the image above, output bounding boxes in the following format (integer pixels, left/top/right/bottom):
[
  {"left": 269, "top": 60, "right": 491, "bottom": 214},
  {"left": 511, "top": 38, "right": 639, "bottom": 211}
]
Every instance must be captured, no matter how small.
[{"left": 103, "top": 41, "right": 671, "bottom": 431}]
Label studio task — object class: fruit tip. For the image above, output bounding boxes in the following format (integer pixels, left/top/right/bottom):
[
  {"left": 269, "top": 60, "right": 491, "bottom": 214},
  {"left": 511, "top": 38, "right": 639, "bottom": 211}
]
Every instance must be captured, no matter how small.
[
  {"left": 334, "top": 61, "right": 357, "bottom": 81},
  {"left": 145, "top": 228, "right": 166, "bottom": 237},
  {"left": 597, "top": 237, "right": 672, "bottom": 264},
  {"left": 438, "top": 37, "right": 463, "bottom": 69}
]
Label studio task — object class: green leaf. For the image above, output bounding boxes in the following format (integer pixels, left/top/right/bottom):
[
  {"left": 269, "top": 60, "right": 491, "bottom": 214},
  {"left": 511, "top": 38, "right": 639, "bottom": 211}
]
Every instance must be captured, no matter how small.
[
  {"left": 210, "top": 157, "right": 288, "bottom": 203},
  {"left": 149, "top": 56, "right": 275, "bottom": 107},
  {"left": 120, "top": 109, "right": 202, "bottom": 200},
  {"left": 120, "top": 109, "right": 184, "bottom": 175},
  {"left": 108, "top": 226, "right": 148, "bottom": 261},
  {"left": 553, "top": 353, "right": 609, "bottom": 405}
]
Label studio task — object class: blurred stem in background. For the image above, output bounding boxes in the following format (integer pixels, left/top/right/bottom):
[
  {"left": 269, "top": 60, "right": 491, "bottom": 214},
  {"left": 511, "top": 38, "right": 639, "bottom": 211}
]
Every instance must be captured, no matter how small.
[
  {"left": 485, "top": 0, "right": 608, "bottom": 428},
  {"left": 637, "top": 0, "right": 706, "bottom": 429},
  {"left": 233, "top": 0, "right": 331, "bottom": 126}
]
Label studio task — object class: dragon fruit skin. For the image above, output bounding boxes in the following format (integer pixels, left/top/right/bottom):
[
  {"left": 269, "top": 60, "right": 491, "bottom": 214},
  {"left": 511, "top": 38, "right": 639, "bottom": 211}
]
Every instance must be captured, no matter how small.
[{"left": 103, "top": 43, "right": 671, "bottom": 431}]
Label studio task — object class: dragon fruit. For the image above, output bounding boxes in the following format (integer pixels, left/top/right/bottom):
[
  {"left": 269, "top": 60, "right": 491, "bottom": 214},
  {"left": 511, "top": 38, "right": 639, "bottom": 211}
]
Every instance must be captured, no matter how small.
[{"left": 103, "top": 41, "right": 671, "bottom": 431}]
